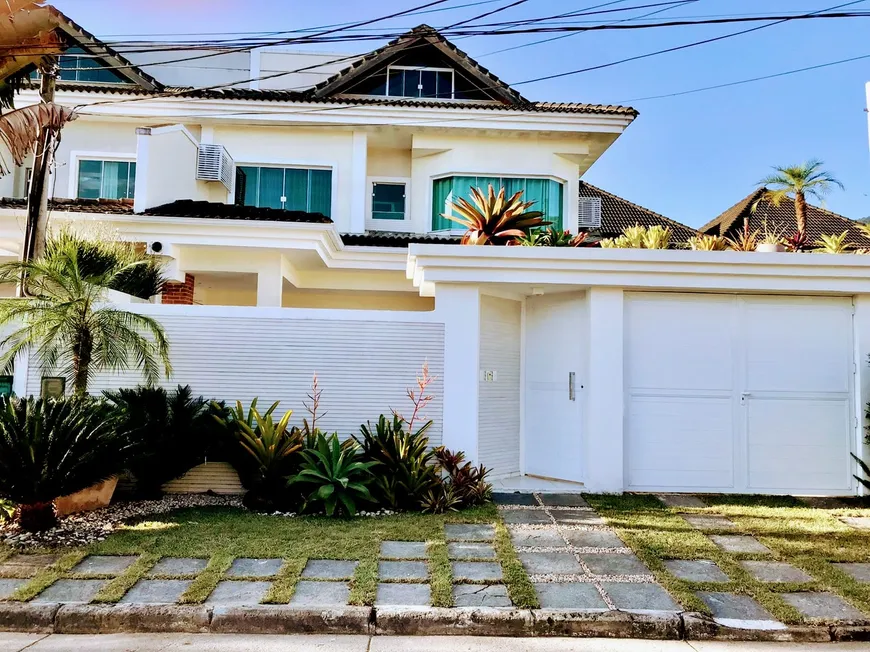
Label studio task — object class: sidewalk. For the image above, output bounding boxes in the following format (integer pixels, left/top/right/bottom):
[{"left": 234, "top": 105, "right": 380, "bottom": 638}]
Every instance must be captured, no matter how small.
[{"left": 1, "top": 634, "right": 868, "bottom": 652}]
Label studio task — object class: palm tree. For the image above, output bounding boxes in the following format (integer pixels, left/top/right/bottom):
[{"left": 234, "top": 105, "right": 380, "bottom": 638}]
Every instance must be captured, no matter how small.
[
  {"left": 0, "top": 233, "right": 172, "bottom": 395},
  {"left": 756, "top": 160, "right": 844, "bottom": 238}
]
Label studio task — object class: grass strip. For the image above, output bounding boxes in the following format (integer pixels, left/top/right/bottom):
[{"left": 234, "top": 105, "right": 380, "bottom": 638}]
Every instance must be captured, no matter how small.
[
  {"left": 179, "top": 553, "right": 233, "bottom": 604},
  {"left": 349, "top": 555, "right": 378, "bottom": 606},
  {"left": 9, "top": 550, "right": 86, "bottom": 602},
  {"left": 262, "top": 558, "right": 305, "bottom": 604},
  {"left": 428, "top": 540, "right": 453, "bottom": 607},
  {"left": 493, "top": 520, "right": 537, "bottom": 609},
  {"left": 92, "top": 554, "right": 158, "bottom": 603}
]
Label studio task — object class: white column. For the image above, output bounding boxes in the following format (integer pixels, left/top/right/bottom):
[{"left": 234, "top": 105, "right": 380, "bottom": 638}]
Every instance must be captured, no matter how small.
[
  {"left": 349, "top": 131, "right": 368, "bottom": 234},
  {"left": 854, "top": 295, "right": 870, "bottom": 495},
  {"left": 585, "top": 287, "right": 625, "bottom": 493},
  {"left": 437, "top": 284, "right": 481, "bottom": 461},
  {"left": 256, "top": 256, "right": 283, "bottom": 307},
  {"left": 132, "top": 128, "right": 151, "bottom": 214}
]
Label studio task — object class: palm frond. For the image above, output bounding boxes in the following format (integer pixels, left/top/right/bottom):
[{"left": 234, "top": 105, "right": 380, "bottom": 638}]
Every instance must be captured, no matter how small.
[{"left": 0, "top": 103, "right": 77, "bottom": 176}]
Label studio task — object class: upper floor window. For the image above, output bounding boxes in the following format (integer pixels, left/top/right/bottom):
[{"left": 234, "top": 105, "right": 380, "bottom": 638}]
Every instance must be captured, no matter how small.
[
  {"left": 387, "top": 66, "right": 454, "bottom": 100},
  {"left": 372, "top": 182, "right": 406, "bottom": 220},
  {"left": 31, "top": 47, "right": 128, "bottom": 84},
  {"left": 236, "top": 166, "right": 332, "bottom": 216},
  {"left": 432, "top": 176, "right": 564, "bottom": 232},
  {"left": 77, "top": 160, "right": 136, "bottom": 200}
]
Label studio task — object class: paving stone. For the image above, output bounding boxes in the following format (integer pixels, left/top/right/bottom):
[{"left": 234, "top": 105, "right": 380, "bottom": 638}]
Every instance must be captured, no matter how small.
[
  {"left": 656, "top": 494, "right": 707, "bottom": 508},
  {"left": 539, "top": 493, "right": 590, "bottom": 508},
  {"left": 444, "top": 524, "right": 495, "bottom": 542},
  {"left": 301, "top": 560, "right": 358, "bottom": 580},
  {"left": 289, "top": 581, "right": 349, "bottom": 607},
  {"left": 710, "top": 535, "right": 771, "bottom": 555},
  {"left": 380, "top": 541, "right": 427, "bottom": 560},
  {"left": 0, "top": 554, "right": 59, "bottom": 577},
  {"left": 552, "top": 511, "right": 606, "bottom": 526},
  {"left": 664, "top": 560, "right": 729, "bottom": 583},
  {"left": 205, "top": 580, "right": 271, "bottom": 606},
  {"left": 147, "top": 557, "right": 209, "bottom": 577},
  {"left": 376, "top": 583, "right": 430, "bottom": 606},
  {"left": 698, "top": 591, "right": 777, "bottom": 622},
  {"left": 71, "top": 555, "right": 137, "bottom": 576},
  {"left": 379, "top": 561, "right": 428, "bottom": 581},
  {"left": 509, "top": 527, "right": 565, "bottom": 548},
  {"left": 492, "top": 492, "right": 538, "bottom": 506},
  {"left": 226, "top": 558, "right": 284, "bottom": 578},
  {"left": 840, "top": 517, "right": 870, "bottom": 530},
  {"left": 782, "top": 592, "right": 866, "bottom": 621},
  {"left": 447, "top": 543, "right": 496, "bottom": 560},
  {"left": 453, "top": 584, "right": 512, "bottom": 607},
  {"left": 534, "top": 582, "right": 607, "bottom": 609},
  {"left": 579, "top": 553, "right": 650, "bottom": 576},
  {"left": 681, "top": 514, "right": 736, "bottom": 531},
  {"left": 119, "top": 579, "right": 191, "bottom": 604},
  {"left": 519, "top": 552, "right": 583, "bottom": 575},
  {"left": 0, "top": 578, "right": 26, "bottom": 599},
  {"left": 740, "top": 560, "right": 812, "bottom": 583},
  {"left": 834, "top": 562, "right": 870, "bottom": 583},
  {"left": 500, "top": 509, "right": 552, "bottom": 525},
  {"left": 33, "top": 579, "right": 105, "bottom": 603},
  {"left": 563, "top": 530, "right": 625, "bottom": 549},
  {"left": 451, "top": 561, "right": 503, "bottom": 582},
  {"left": 602, "top": 582, "right": 680, "bottom": 611}
]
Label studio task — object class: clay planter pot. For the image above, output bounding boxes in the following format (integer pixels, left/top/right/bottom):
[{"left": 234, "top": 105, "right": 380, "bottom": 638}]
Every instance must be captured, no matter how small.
[
  {"left": 54, "top": 476, "right": 119, "bottom": 517},
  {"left": 756, "top": 242, "right": 786, "bottom": 253}
]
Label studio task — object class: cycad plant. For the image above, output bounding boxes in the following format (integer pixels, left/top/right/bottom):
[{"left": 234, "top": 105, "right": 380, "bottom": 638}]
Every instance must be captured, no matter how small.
[
  {"left": 445, "top": 185, "right": 548, "bottom": 245},
  {"left": 0, "top": 232, "right": 171, "bottom": 395},
  {"left": 0, "top": 396, "right": 135, "bottom": 531}
]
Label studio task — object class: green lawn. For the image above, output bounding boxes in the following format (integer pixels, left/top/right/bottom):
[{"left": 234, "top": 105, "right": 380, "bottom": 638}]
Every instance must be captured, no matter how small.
[
  {"left": 2, "top": 503, "right": 539, "bottom": 608},
  {"left": 587, "top": 493, "right": 870, "bottom": 624}
]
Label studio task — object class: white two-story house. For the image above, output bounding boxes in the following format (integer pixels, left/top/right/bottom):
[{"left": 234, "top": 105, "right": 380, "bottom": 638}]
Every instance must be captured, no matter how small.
[{"left": 1, "top": 9, "right": 869, "bottom": 498}]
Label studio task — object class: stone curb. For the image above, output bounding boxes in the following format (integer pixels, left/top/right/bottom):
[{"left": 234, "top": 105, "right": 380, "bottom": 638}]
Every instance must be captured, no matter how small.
[
  {"left": 374, "top": 606, "right": 532, "bottom": 636},
  {"left": 54, "top": 604, "right": 211, "bottom": 634},
  {"left": 0, "top": 602, "right": 58, "bottom": 633},
  {"left": 532, "top": 609, "right": 682, "bottom": 640},
  {"left": 682, "top": 612, "right": 832, "bottom": 643},
  {"left": 210, "top": 605, "right": 372, "bottom": 635}
]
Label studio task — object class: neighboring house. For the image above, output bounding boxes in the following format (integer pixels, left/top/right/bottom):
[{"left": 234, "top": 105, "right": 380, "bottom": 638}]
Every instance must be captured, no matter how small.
[
  {"left": 0, "top": 10, "right": 869, "bottom": 498},
  {"left": 701, "top": 188, "right": 870, "bottom": 248}
]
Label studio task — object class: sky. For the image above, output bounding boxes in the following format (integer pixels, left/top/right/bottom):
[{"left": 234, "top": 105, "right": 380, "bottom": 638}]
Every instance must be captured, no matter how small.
[{"left": 49, "top": 0, "right": 870, "bottom": 228}]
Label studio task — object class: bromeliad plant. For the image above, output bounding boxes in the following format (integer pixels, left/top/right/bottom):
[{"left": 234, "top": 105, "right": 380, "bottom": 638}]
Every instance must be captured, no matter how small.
[
  {"left": 687, "top": 234, "right": 728, "bottom": 251},
  {"left": 288, "top": 433, "right": 377, "bottom": 516},
  {"left": 516, "top": 226, "right": 589, "bottom": 247},
  {"left": 445, "top": 185, "right": 548, "bottom": 245},
  {"left": 421, "top": 448, "right": 492, "bottom": 514},
  {"left": 815, "top": 231, "right": 851, "bottom": 254},
  {"left": 599, "top": 224, "right": 671, "bottom": 249}
]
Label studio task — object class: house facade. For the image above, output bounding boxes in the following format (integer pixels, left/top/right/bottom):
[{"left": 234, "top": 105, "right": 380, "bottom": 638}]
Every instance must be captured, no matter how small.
[{"left": 0, "top": 12, "right": 869, "bottom": 497}]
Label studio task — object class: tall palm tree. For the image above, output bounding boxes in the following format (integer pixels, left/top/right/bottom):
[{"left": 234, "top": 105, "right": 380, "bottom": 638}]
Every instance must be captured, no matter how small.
[
  {"left": 0, "top": 233, "right": 172, "bottom": 395},
  {"left": 756, "top": 160, "right": 844, "bottom": 237}
]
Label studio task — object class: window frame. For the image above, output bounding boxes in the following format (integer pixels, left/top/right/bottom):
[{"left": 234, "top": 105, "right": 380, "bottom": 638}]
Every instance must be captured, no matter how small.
[
  {"left": 366, "top": 176, "right": 412, "bottom": 232},
  {"left": 385, "top": 65, "right": 455, "bottom": 100},
  {"left": 234, "top": 163, "right": 336, "bottom": 216},
  {"left": 69, "top": 151, "right": 137, "bottom": 200}
]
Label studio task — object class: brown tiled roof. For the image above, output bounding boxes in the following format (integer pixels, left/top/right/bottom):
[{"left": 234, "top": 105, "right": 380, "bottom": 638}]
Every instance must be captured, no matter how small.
[
  {"left": 578, "top": 182, "right": 697, "bottom": 244},
  {"left": 0, "top": 197, "right": 134, "bottom": 214},
  {"left": 700, "top": 188, "right": 870, "bottom": 248},
  {"left": 341, "top": 231, "right": 460, "bottom": 248},
  {"left": 142, "top": 200, "right": 331, "bottom": 223}
]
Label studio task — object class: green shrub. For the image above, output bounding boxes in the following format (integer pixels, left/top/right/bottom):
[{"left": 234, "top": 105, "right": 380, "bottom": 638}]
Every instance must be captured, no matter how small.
[
  {"left": 288, "top": 433, "right": 377, "bottom": 516},
  {"left": 105, "top": 385, "right": 226, "bottom": 498},
  {"left": 422, "top": 448, "right": 492, "bottom": 513},
  {"left": 0, "top": 396, "right": 135, "bottom": 531}
]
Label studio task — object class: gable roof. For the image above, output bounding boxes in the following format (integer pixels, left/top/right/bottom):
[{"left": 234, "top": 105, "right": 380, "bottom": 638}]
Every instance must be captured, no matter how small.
[
  {"left": 700, "top": 188, "right": 870, "bottom": 248},
  {"left": 578, "top": 182, "right": 697, "bottom": 243},
  {"left": 308, "top": 24, "right": 525, "bottom": 105}
]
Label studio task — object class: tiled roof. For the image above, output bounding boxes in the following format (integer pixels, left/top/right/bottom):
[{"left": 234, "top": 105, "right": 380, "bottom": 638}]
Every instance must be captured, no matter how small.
[
  {"left": 341, "top": 231, "right": 461, "bottom": 248},
  {"left": 578, "top": 182, "right": 697, "bottom": 243},
  {"left": 700, "top": 189, "right": 870, "bottom": 248},
  {"left": 142, "top": 200, "right": 332, "bottom": 223},
  {"left": 0, "top": 197, "right": 134, "bottom": 214}
]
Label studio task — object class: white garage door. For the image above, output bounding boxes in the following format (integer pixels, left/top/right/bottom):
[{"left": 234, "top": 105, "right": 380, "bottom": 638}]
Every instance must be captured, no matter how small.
[{"left": 625, "top": 293, "right": 855, "bottom": 495}]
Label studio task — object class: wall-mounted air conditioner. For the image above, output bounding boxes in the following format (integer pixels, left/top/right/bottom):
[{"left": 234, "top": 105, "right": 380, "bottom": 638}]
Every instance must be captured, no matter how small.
[
  {"left": 196, "top": 144, "right": 234, "bottom": 191},
  {"left": 577, "top": 196, "right": 602, "bottom": 230}
]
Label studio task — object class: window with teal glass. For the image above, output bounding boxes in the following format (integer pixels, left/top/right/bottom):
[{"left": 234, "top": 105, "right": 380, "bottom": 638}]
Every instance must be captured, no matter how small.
[
  {"left": 432, "top": 176, "right": 563, "bottom": 231},
  {"left": 31, "top": 47, "right": 128, "bottom": 84},
  {"left": 0, "top": 376, "right": 12, "bottom": 397},
  {"left": 372, "top": 182, "right": 406, "bottom": 220},
  {"left": 236, "top": 166, "right": 332, "bottom": 216},
  {"left": 77, "top": 160, "right": 136, "bottom": 200}
]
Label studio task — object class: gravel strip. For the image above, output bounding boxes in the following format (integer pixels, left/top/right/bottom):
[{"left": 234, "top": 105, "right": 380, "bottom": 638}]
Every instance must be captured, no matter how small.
[
  {"left": 529, "top": 573, "right": 656, "bottom": 584},
  {"left": 517, "top": 546, "right": 631, "bottom": 554}
]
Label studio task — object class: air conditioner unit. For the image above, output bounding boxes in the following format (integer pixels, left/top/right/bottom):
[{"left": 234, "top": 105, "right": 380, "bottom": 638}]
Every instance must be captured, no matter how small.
[
  {"left": 577, "top": 196, "right": 602, "bottom": 230},
  {"left": 146, "top": 241, "right": 164, "bottom": 255},
  {"left": 196, "top": 144, "right": 234, "bottom": 190}
]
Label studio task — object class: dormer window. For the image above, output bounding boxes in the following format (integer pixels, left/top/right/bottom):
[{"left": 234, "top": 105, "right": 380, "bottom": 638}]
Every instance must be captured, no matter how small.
[{"left": 386, "top": 65, "right": 454, "bottom": 100}]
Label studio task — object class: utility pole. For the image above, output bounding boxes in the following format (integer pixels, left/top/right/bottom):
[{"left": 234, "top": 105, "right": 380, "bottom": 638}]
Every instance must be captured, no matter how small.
[{"left": 21, "top": 56, "right": 57, "bottom": 266}]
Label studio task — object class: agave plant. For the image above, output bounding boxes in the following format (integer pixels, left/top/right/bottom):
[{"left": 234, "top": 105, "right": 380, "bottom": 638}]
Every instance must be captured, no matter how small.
[
  {"left": 444, "top": 185, "right": 548, "bottom": 245},
  {"left": 814, "top": 231, "right": 851, "bottom": 254},
  {"left": 687, "top": 234, "right": 728, "bottom": 251},
  {"left": 288, "top": 433, "right": 377, "bottom": 516},
  {"left": 0, "top": 396, "right": 136, "bottom": 531}
]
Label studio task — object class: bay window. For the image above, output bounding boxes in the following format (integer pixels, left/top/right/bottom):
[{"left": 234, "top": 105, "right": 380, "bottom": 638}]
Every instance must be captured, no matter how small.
[{"left": 236, "top": 166, "right": 332, "bottom": 216}]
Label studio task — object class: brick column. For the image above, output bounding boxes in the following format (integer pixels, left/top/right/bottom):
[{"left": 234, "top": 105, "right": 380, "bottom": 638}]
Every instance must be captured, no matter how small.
[{"left": 162, "top": 273, "right": 195, "bottom": 305}]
